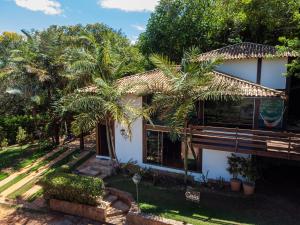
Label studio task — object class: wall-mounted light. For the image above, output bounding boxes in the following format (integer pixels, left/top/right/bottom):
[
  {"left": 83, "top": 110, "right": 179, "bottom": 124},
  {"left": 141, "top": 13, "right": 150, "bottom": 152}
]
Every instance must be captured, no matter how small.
[{"left": 120, "top": 128, "right": 129, "bottom": 140}]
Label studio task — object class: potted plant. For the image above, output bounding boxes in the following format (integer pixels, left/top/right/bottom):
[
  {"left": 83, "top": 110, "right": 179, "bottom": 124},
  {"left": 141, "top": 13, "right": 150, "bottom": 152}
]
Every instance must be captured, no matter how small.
[
  {"left": 227, "top": 154, "right": 242, "bottom": 192},
  {"left": 240, "top": 157, "right": 258, "bottom": 195}
]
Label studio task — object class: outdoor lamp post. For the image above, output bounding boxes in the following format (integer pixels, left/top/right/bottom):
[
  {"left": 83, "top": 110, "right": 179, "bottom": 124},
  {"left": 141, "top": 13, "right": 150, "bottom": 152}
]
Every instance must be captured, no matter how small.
[{"left": 132, "top": 173, "right": 142, "bottom": 206}]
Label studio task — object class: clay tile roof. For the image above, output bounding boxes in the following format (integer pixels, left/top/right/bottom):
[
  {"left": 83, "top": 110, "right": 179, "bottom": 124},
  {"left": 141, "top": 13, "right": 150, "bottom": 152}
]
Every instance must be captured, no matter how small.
[
  {"left": 117, "top": 69, "right": 284, "bottom": 98},
  {"left": 197, "top": 42, "right": 298, "bottom": 62}
]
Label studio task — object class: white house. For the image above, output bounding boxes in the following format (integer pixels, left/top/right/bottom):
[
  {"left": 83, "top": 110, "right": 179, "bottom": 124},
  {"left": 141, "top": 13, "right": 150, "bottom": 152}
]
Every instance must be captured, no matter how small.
[{"left": 95, "top": 42, "right": 299, "bottom": 181}]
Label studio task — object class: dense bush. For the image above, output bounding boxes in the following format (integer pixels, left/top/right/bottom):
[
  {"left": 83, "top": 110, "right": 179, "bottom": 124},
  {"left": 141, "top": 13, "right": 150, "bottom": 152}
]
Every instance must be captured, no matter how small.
[
  {"left": 0, "top": 114, "right": 49, "bottom": 144},
  {"left": 40, "top": 173, "right": 105, "bottom": 206}
]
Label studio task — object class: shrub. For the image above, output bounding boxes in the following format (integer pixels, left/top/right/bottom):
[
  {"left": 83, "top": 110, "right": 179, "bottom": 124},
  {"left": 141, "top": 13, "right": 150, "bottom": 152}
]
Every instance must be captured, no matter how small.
[
  {"left": 0, "top": 138, "right": 8, "bottom": 150},
  {"left": 227, "top": 154, "right": 242, "bottom": 179},
  {"left": 40, "top": 173, "right": 105, "bottom": 206},
  {"left": 240, "top": 157, "right": 259, "bottom": 184},
  {"left": 16, "top": 127, "right": 27, "bottom": 144}
]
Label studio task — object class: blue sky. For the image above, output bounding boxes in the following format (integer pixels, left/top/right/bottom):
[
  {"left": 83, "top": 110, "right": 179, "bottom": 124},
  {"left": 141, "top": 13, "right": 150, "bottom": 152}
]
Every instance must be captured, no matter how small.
[{"left": 0, "top": 0, "right": 159, "bottom": 43}]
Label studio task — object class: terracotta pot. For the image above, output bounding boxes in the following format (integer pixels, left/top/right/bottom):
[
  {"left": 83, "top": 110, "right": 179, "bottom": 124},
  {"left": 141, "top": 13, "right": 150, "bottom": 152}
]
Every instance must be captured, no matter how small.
[
  {"left": 230, "top": 178, "right": 241, "bottom": 192},
  {"left": 243, "top": 182, "right": 255, "bottom": 195}
]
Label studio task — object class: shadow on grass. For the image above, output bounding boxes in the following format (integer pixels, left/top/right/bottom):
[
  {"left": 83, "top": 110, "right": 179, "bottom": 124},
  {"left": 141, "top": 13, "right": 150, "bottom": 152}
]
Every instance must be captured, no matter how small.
[
  {"left": 105, "top": 175, "right": 300, "bottom": 225},
  {"left": 0, "top": 143, "right": 53, "bottom": 172}
]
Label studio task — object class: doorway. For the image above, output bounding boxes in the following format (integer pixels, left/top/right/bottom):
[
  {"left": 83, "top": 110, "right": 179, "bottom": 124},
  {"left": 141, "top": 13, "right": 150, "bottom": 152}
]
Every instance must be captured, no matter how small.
[{"left": 96, "top": 124, "right": 110, "bottom": 157}]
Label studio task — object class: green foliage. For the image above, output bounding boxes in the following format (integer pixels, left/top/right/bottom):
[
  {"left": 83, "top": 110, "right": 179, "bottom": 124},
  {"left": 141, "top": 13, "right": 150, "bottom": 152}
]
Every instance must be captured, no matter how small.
[
  {"left": 40, "top": 172, "right": 105, "bottom": 206},
  {"left": 240, "top": 157, "right": 259, "bottom": 184},
  {"left": 278, "top": 37, "right": 300, "bottom": 78},
  {"left": 0, "top": 141, "right": 53, "bottom": 171},
  {"left": 0, "top": 138, "right": 8, "bottom": 149},
  {"left": 227, "top": 154, "right": 242, "bottom": 179},
  {"left": 16, "top": 127, "right": 27, "bottom": 144},
  {"left": 0, "top": 115, "right": 47, "bottom": 144},
  {"left": 139, "top": 0, "right": 300, "bottom": 62}
]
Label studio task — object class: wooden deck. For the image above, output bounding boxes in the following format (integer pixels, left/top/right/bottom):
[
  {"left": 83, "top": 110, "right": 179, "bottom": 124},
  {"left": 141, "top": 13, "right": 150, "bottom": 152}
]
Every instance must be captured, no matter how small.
[{"left": 145, "top": 124, "right": 300, "bottom": 161}]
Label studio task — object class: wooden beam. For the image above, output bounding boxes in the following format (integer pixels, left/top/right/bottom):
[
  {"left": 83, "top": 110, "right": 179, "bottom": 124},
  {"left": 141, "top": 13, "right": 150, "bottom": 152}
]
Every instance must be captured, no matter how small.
[{"left": 256, "top": 58, "right": 262, "bottom": 84}]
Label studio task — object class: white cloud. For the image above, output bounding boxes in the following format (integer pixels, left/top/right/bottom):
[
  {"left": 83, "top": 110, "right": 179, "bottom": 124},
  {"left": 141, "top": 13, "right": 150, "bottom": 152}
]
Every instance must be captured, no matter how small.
[
  {"left": 15, "top": 0, "right": 62, "bottom": 15},
  {"left": 130, "top": 35, "right": 139, "bottom": 45},
  {"left": 98, "top": 0, "right": 159, "bottom": 12},
  {"left": 131, "top": 24, "right": 145, "bottom": 31}
]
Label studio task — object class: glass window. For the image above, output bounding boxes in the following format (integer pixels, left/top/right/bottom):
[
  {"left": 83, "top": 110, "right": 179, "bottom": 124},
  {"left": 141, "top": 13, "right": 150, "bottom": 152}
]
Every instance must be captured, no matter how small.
[
  {"left": 204, "top": 99, "right": 254, "bottom": 128},
  {"left": 145, "top": 130, "right": 201, "bottom": 172}
]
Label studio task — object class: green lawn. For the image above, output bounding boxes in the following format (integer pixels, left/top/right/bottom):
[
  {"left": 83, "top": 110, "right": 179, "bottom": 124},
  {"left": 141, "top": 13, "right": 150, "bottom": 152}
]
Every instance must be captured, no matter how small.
[
  {"left": 0, "top": 142, "right": 54, "bottom": 175},
  {"left": 6, "top": 148, "right": 82, "bottom": 199},
  {"left": 105, "top": 175, "right": 299, "bottom": 225}
]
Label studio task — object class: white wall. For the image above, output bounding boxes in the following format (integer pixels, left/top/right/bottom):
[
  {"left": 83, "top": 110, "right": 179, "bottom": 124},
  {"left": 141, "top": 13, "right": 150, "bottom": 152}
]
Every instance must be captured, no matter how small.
[
  {"left": 202, "top": 149, "right": 248, "bottom": 181},
  {"left": 261, "top": 58, "right": 287, "bottom": 89},
  {"left": 216, "top": 59, "right": 258, "bottom": 83},
  {"left": 115, "top": 95, "right": 144, "bottom": 165},
  {"left": 114, "top": 95, "right": 250, "bottom": 182}
]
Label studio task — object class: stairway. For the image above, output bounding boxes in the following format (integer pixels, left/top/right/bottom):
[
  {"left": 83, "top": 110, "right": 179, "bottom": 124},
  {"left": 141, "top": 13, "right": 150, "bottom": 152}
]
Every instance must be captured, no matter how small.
[
  {"left": 103, "top": 192, "right": 130, "bottom": 225},
  {"left": 77, "top": 157, "right": 115, "bottom": 179}
]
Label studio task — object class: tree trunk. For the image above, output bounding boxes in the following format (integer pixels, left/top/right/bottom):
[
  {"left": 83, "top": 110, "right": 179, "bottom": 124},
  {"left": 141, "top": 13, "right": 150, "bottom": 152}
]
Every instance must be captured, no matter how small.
[
  {"left": 105, "top": 119, "right": 114, "bottom": 160},
  {"left": 80, "top": 132, "right": 84, "bottom": 150},
  {"left": 108, "top": 121, "right": 119, "bottom": 165},
  {"left": 183, "top": 119, "right": 188, "bottom": 184}
]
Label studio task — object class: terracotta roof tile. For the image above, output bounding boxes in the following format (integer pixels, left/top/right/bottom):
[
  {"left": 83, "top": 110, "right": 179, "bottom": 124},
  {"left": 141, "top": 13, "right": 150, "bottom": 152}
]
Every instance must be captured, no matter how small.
[
  {"left": 197, "top": 42, "right": 298, "bottom": 61},
  {"left": 117, "top": 69, "right": 284, "bottom": 98}
]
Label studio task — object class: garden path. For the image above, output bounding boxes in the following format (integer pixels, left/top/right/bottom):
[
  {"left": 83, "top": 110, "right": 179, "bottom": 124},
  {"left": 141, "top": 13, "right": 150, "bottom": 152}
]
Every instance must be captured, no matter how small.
[
  {"left": 0, "top": 145, "right": 64, "bottom": 188},
  {"left": 0, "top": 146, "right": 78, "bottom": 197}
]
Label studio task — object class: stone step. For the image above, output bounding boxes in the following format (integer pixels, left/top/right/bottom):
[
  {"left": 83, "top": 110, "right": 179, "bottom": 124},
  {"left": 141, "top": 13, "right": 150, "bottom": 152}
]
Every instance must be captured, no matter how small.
[
  {"left": 111, "top": 200, "right": 130, "bottom": 214},
  {"left": 103, "top": 194, "right": 118, "bottom": 206},
  {"left": 96, "top": 158, "right": 114, "bottom": 166},
  {"left": 107, "top": 206, "right": 124, "bottom": 218}
]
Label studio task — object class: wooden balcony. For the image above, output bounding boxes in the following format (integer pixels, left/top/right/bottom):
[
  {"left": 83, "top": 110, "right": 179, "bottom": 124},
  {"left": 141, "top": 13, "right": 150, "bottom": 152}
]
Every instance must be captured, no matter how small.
[{"left": 145, "top": 124, "right": 300, "bottom": 161}]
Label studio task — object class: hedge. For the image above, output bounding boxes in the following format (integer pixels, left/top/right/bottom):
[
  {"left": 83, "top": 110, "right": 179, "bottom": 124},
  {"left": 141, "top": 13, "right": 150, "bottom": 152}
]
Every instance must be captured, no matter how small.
[{"left": 40, "top": 173, "right": 105, "bottom": 206}]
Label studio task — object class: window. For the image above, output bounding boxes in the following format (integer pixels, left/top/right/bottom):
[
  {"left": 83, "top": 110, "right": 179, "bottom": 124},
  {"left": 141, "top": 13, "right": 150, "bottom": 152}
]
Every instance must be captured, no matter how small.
[
  {"left": 204, "top": 99, "right": 254, "bottom": 128},
  {"left": 145, "top": 130, "right": 202, "bottom": 172}
]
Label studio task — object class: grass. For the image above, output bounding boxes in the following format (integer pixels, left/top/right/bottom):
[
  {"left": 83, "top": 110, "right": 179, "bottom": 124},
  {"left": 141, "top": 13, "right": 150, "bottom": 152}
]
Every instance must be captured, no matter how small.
[
  {"left": 0, "top": 172, "right": 9, "bottom": 181},
  {"left": 0, "top": 142, "right": 54, "bottom": 173},
  {"left": 105, "top": 174, "right": 293, "bottom": 225},
  {"left": 68, "top": 151, "right": 94, "bottom": 171},
  {"left": 0, "top": 173, "right": 28, "bottom": 193},
  {"left": 27, "top": 188, "right": 44, "bottom": 202},
  {"left": 7, "top": 148, "right": 82, "bottom": 199},
  {"left": 0, "top": 147, "right": 66, "bottom": 195}
]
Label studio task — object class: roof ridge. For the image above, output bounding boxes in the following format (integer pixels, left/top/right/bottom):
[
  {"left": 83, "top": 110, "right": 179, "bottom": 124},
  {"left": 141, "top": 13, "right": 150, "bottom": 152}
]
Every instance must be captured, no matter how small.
[{"left": 117, "top": 69, "right": 160, "bottom": 82}]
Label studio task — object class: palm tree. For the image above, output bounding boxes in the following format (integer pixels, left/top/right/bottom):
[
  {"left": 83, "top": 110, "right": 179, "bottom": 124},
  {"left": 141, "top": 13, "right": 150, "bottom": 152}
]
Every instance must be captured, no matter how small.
[
  {"left": 150, "top": 48, "right": 240, "bottom": 183},
  {"left": 61, "top": 75, "right": 144, "bottom": 164},
  {"left": 3, "top": 29, "right": 68, "bottom": 144}
]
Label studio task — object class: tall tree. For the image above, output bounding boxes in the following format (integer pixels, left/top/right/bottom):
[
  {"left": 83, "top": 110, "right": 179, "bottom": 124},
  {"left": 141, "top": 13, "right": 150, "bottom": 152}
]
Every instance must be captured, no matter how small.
[{"left": 139, "top": 0, "right": 300, "bottom": 62}]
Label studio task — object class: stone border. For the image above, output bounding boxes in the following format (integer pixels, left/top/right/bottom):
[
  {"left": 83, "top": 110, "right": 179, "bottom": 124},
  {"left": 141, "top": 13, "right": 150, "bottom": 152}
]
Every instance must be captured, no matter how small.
[
  {"left": 106, "top": 187, "right": 191, "bottom": 225},
  {"left": 49, "top": 199, "right": 106, "bottom": 222}
]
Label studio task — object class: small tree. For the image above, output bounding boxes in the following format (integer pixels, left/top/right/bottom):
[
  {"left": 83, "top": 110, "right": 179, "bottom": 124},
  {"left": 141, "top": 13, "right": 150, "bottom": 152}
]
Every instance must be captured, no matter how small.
[
  {"left": 240, "top": 157, "right": 259, "bottom": 185},
  {"left": 16, "top": 126, "right": 27, "bottom": 145},
  {"left": 227, "top": 154, "right": 242, "bottom": 180}
]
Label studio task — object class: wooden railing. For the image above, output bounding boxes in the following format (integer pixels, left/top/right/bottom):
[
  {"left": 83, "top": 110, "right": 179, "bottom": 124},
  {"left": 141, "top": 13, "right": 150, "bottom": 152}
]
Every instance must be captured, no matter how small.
[{"left": 145, "top": 124, "right": 300, "bottom": 160}]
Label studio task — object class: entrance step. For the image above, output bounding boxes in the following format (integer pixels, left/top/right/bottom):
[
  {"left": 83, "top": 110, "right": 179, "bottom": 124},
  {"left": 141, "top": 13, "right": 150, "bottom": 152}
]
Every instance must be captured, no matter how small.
[
  {"left": 107, "top": 205, "right": 124, "bottom": 217},
  {"left": 112, "top": 200, "right": 130, "bottom": 213},
  {"left": 103, "top": 194, "right": 118, "bottom": 206}
]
